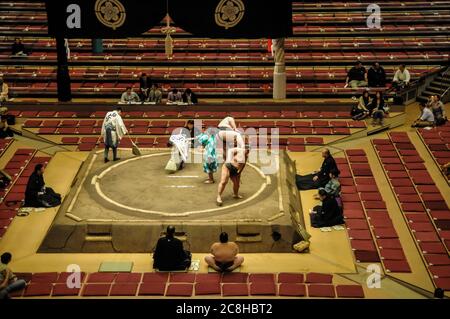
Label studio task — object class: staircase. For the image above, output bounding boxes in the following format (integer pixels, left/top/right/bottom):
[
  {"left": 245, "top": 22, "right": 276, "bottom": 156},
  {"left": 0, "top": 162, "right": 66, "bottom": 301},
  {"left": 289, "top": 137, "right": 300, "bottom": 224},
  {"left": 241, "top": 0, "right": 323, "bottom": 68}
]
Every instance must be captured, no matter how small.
[{"left": 417, "top": 67, "right": 450, "bottom": 103}]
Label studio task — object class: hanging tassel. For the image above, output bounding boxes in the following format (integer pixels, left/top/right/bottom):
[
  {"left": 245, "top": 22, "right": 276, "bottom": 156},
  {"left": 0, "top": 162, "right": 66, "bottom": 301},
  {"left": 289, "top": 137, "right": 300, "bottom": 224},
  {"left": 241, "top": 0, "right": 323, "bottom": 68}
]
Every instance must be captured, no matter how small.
[{"left": 161, "top": 13, "right": 175, "bottom": 60}]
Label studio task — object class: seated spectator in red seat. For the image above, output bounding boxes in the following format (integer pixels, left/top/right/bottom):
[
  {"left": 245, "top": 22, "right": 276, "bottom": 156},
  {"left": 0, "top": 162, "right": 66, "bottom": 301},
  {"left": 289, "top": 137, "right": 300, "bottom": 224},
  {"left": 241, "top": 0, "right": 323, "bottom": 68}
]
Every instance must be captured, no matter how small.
[
  {"left": 204, "top": 232, "right": 244, "bottom": 272},
  {"left": 345, "top": 61, "right": 368, "bottom": 89},
  {"left": 0, "top": 252, "right": 27, "bottom": 299},
  {"left": 412, "top": 103, "right": 435, "bottom": 128},
  {"left": 11, "top": 38, "right": 27, "bottom": 57},
  {"left": 120, "top": 87, "right": 140, "bottom": 103},
  {"left": 310, "top": 189, "right": 344, "bottom": 228},
  {"left": 371, "top": 92, "right": 389, "bottom": 126},
  {"left": 368, "top": 62, "right": 386, "bottom": 87},
  {"left": 442, "top": 162, "right": 450, "bottom": 180},
  {"left": 182, "top": 88, "right": 198, "bottom": 104},
  {"left": 0, "top": 77, "right": 9, "bottom": 102},
  {"left": 25, "top": 164, "right": 61, "bottom": 208},
  {"left": 167, "top": 88, "right": 182, "bottom": 103},
  {"left": 153, "top": 226, "right": 191, "bottom": 271},
  {"left": 392, "top": 64, "right": 410, "bottom": 91},
  {"left": 351, "top": 90, "right": 371, "bottom": 120},
  {"left": 296, "top": 149, "right": 338, "bottom": 190},
  {"left": 147, "top": 84, "right": 162, "bottom": 104}
]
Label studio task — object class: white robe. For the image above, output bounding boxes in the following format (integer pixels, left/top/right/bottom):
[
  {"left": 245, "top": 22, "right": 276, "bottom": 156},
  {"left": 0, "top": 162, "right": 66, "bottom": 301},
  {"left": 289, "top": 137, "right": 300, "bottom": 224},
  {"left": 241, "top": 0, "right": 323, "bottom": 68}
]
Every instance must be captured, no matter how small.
[{"left": 101, "top": 111, "right": 128, "bottom": 146}]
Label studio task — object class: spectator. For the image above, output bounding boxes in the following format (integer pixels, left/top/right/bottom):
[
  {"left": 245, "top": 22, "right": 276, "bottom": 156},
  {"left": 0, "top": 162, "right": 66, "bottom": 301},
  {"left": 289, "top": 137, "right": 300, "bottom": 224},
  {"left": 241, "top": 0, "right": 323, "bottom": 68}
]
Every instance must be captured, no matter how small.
[
  {"left": 315, "top": 168, "right": 341, "bottom": 199},
  {"left": 0, "top": 107, "right": 13, "bottom": 139},
  {"left": 24, "top": 164, "right": 61, "bottom": 207},
  {"left": 120, "top": 87, "right": 140, "bottom": 103},
  {"left": 412, "top": 103, "right": 435, "bottom": 128},
  {"left": 0, "top": 77, "right": 9, "bottom": 102},
  {"left": 351, "top": 90, "right": 371, "bottom": 120},
  {"left": 147, "top": 83, "right": 162, "bottom": 104},
  {"left": 310, "top": 189, "right": 344, "bottom": 228},
  {"left": 392, "top": 64, "right": 410, "bottom": 90},
  {"left": 184, "top": 119, "right": 201, "bottom": 148},
  {"left": 153, "top": 226, "right": 191, "bottom": 271},
  {"left": 204, "top": 232, "right": 244, "bottom": 272},
  {"left": 296, "top": 148, "right": 338, "bottom": 190},
  {"left": 371, "top": 92, "right": 389, "bottom": 126},
  {"left": 182, "top": 88, "right": 198, "bottom": 104},
  {"left": 0, "top": 252, "right": 27, "bottom": 299},
  {"left": 167, "top": 88, "right": 182, "bottom": 103},
  {"left": 345, "top": 61, "right": 368, "bottom": 89},
  {"left": 367, "top": 62, "right": 386, "bottom": 87},
  {"left": 139, "top": 73, "right": 150, "bottom": 99},
  {"left": 11, "top": 38, "right": 27, "bottom": 56},
  {"left": 442, "top": 162, "right": 450, "bottom": 180},
  {"left": 430, "top": 95, "right": 447, "bottom": 126}
]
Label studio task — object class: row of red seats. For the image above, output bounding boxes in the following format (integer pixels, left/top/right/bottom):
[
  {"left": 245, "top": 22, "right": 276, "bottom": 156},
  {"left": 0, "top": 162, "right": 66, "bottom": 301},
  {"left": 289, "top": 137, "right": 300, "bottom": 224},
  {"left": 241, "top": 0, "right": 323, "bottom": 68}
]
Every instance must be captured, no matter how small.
[
  {"left": 10, "top": 271, "right": 364, "bottom": 298},
  {"left": 338, "top": 151, "right": 411, "bottom": 272},
  {"left": 372, "top": 136, "right": 450, "bottom": 290},
  {"left": 12, "top": 110, "right": 355, "bottom": 119},
  {"left": 24, "top": 119, "right": 365, "bottom": 129},
  {"left": 418, "top": 125, "right": 450, "bottom": 181},
  {"left": 0, "top": 148, "right": 38, "bottom": 239}
]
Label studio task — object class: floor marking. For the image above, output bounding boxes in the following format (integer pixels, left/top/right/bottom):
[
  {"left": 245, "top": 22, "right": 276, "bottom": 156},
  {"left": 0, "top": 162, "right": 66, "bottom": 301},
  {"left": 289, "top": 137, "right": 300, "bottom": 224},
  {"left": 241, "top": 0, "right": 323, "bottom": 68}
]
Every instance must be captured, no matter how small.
[
  {"left": 166, "top": 175, "right": 199, "bottom": 178},
  {"left": 163, "top": 185, "right": 196, "bottom": 188}
]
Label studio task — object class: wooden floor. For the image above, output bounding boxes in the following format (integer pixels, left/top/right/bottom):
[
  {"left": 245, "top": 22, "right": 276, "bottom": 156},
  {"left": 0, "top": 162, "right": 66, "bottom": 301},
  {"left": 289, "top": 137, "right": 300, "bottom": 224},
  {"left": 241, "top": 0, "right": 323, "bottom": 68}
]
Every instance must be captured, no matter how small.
[{"left": 1, "top": 102, "right": 448, "bottom": 298}]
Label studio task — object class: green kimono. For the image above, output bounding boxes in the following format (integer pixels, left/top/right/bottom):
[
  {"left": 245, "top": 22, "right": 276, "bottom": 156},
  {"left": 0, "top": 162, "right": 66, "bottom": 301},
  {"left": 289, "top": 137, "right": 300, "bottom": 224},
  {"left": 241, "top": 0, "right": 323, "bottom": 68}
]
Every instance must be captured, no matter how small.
[{"left": 197, "top": 132, "right": 218, "bottom": 174}]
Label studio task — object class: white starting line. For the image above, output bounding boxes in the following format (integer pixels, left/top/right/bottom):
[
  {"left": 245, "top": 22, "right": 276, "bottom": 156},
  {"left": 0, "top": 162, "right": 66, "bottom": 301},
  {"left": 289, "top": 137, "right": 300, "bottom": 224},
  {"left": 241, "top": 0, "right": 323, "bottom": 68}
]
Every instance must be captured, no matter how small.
[
  {"left": 163, "top": 185, "right": 196, "bottom": 188},
  {"left": 166, "top": 176, "right": 199, "bottom": 178}
]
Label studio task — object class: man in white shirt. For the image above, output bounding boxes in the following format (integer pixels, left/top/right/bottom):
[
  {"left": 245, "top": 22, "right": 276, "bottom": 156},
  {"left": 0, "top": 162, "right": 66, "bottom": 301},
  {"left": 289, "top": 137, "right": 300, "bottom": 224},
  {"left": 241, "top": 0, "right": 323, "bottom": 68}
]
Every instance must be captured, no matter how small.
[
  {"left": 412, "top": 103, "right": 435, "bottom": 128},
  {"left": 101, "top": 107, "right": 128, "bottom": 162},
  {"left": 392, "top": 64, "right": 411, "bottom": 90},
  {"left": 120, "top": 87, "right": 140, "bottom": 103}
]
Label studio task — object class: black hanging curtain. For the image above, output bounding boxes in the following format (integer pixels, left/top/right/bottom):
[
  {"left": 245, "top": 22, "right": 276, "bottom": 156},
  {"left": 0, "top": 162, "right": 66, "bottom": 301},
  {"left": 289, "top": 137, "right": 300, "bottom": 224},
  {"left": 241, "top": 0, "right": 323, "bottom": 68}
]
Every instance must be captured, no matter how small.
[
  {"left": 45, "top": 0, "right": 292, "bottom": 39},
  {"left": 45, "top": 0, "right": 167, "bottom": 38},
  {"left": 169, "top": 0, "right": 293, "bottom": 39}
]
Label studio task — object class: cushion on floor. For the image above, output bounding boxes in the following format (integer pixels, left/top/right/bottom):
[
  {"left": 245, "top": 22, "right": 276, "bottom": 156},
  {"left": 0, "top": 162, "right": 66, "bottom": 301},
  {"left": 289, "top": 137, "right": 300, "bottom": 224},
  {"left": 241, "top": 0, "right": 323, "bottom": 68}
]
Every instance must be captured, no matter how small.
[
  {"left": 307, "top": 284, "right": 336, "bottom": 298},
  {"left": 24, "top": 283, "right": 53, "bottom": 297},
  {"left": 138, "top": 282, "right": 166, "bottom": 296},
  {"left": 195, "top": 282, "right": 221, "bottom": 295},
  {"left": 250, "top": 282, "right": 277, "bottom": 296},
  {"left": 165, "top": 284, "right": 194, "bottom": 297},
  {"left": 335, "top": 285, "right": 365, "bottom": 298},
  {"left": 82, "top": 284, "right": 112, "bottom": 296},
  {"left": 109, "top": 283, "right": 139, "bottom": 296},
  {"left": 222, "top": 283, "right": 249, "bottom": 296},
  {"left": 278, "top": 283, "right": 306, "bottom": 297},
  {"left": 221, "top": 273, "right": 249, "bottom": 283},
  {"left": 277, "top": 273, "right": 304, "bottom": 283},
  {"left": 305, "top": 273, "right": 333, "bottom": 284}
]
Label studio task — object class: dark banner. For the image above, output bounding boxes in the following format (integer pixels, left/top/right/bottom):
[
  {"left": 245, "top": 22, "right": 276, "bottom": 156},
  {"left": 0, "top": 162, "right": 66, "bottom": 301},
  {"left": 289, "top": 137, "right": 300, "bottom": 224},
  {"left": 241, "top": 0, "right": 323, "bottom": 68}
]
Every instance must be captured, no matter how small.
[
  {"left": 45, "top": 0, "right": 166, "bottom": 38},
  {"left": 170, "top": 0, "right": 293, "bottom": 39},
  {"left": 45, "top": 0, "right": 292, "bottom": 39}
]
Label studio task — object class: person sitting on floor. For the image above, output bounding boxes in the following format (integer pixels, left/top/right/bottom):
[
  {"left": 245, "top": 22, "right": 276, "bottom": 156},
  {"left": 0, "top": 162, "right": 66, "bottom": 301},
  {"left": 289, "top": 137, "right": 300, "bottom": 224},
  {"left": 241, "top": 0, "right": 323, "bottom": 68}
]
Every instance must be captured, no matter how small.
[
  {"left": 0, "top": 77, "right": 9, "bottom": 102},
  {"left": 430, "top": 95, "right": 447, "bottom": 126},
  {"left": 147, "top": 84, "right": 162, "bottom": 104},
  {"left": 182, "top": 88, "right": 198, "bottom": 104},
  {"left": 296, "top": 148, "right": 338, "bottom": 190},
  {"left": 167, "top": 88, "right": 182, "bottom": 103},
  {"left": 0, "top": 107, "right": 13, "bottom": 139},
  {"left": 153, "top": 226, "right": 191, "bottom": 271},
  {"left": 412, "top": 103, "right": 435, "bottom": 128},
  {"left": 351, "top": 90, "right": 371, "bottom": 120},
  {"left": 24, "top": 164, "right": 61, "bottom": 208},
  {"left": 204, "top": 232, "right": 244, "bottom": 272},
  {"left": 120, "top": 87, "right": 140, "bottom": 103},
  {"left": 371, "top": 91, "right": 389, "bottom": 126},
  {"left": 314, "top": 168, "right": 341, "bottom": 198},
  {"left": 0, "top": 252, "right": 27, "bottom": 299},
  {"left": 310, "top": 189, "right": 344, "bottom": 228}
]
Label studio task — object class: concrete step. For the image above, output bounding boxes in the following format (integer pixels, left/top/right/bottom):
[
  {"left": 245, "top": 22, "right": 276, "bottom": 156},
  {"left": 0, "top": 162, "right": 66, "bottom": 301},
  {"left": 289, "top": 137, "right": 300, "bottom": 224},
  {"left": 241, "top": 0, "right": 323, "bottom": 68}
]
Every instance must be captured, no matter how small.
[
  {"left": 430, "top": 81, "right": 449, "bottom": 90},
  {"left": 436, "top": 76, "right": 450, "bottom": 85},
  {"left": 428, "top": 85, "right": 447, "bottom": 94}
]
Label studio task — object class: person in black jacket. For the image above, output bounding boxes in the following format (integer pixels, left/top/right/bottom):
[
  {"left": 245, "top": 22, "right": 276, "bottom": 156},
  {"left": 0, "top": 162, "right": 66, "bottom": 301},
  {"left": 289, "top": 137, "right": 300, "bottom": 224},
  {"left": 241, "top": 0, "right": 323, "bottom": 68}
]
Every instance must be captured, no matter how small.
[
  {"left": 296, "top": 149, "right": 338, "bottom": 190},
  {"left": 182, "top": 88, "right": 198, "bottom": 104},
  {"left": 310, "top": 189, "right": 344, "bottom": 228},
  {"left": 153, "top": 226, "right": 191, "bottom": 271},
  {"left": 367, "top": 62, "right": 386, "bottom": 87},
  {"left": 11, "top": 38, "right": 27, "bottom": 56},
  {"left": 24, "top": 164, "right": 61, "bottom": 207}
]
